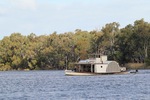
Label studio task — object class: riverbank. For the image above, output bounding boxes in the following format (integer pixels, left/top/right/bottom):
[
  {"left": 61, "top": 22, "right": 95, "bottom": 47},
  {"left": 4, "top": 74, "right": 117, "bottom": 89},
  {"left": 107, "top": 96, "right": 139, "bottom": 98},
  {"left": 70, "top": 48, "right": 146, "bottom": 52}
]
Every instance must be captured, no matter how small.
[
  {"left": 0, "top": 63, "right": 150, "bottom": 71},
  {"left": 125, "top": 63, "right": 150, "bottom": 69}
]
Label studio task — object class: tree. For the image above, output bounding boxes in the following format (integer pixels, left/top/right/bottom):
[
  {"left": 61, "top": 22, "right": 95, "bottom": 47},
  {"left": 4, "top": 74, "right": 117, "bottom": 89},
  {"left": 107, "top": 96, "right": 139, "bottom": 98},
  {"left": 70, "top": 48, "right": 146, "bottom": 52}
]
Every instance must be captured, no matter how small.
[
  {"left": 101, "top": 22, "right": 120, "bottom": 59},
  {"left": 0, "top": 33, "right": 28, "bottom": 70},
  {"left": 116, "top": 24, "right": 135, "bottom": 64},
  {"left": 89, "top": 30, "right": 104, "bottom": 54},
  {"left": 73, "top": 30, "right": 92, "bottom": 59},
  {"left": 134, "top": 19, "right": 150, "bottom": 59}
]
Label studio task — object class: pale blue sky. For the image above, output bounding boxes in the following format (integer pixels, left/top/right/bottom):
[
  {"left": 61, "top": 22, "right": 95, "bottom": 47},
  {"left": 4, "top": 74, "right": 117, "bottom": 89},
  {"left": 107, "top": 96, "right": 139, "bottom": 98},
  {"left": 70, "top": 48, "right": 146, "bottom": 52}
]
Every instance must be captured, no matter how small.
[{"left": 0, "top": 0, "right": 150, "bottom": 39}]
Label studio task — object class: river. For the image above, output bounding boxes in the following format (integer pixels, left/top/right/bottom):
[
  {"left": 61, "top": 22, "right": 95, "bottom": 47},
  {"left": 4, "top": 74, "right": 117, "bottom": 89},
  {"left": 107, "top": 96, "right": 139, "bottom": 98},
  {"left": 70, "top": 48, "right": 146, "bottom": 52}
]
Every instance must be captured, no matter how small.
[{"left": 0, "top": 70, "right": 150, "bottom": 100}]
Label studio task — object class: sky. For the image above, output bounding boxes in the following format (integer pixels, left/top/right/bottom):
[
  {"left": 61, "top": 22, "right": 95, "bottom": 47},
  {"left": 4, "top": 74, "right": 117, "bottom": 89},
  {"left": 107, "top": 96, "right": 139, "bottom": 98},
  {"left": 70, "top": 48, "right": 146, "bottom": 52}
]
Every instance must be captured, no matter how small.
[{"left": 0, "top": 0, "right": 150, "bottom": 39}]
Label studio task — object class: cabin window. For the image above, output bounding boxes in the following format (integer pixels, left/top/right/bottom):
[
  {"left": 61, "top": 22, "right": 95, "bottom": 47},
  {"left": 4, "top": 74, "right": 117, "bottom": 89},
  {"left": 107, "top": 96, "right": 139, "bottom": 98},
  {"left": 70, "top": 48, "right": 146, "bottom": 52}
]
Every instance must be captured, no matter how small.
[{"left": 101, "top": 66, "right": 103, "bottom": 68}]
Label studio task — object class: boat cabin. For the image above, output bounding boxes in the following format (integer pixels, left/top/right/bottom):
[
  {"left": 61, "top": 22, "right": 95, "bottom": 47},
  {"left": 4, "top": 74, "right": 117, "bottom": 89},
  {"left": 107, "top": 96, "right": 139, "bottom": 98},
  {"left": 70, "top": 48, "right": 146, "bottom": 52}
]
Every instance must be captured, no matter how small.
[{"left": 74, "top": 55, "right": 124, "bottom": 74}]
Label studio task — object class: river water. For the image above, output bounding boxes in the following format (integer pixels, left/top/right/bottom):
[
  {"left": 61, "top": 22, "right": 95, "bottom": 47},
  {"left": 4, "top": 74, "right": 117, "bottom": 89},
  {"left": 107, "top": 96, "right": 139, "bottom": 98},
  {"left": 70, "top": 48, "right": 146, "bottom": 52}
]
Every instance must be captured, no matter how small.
[{"left": 0, "top": 70, "right": 150, "bottom": 100}]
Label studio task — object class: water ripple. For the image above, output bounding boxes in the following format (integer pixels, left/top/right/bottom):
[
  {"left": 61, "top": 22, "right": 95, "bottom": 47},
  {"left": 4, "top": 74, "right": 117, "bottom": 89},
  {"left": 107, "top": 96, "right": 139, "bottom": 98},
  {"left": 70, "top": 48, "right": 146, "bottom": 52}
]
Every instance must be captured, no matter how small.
[{"left": 0, "top": 70, "right": 150, "bottom": 100}]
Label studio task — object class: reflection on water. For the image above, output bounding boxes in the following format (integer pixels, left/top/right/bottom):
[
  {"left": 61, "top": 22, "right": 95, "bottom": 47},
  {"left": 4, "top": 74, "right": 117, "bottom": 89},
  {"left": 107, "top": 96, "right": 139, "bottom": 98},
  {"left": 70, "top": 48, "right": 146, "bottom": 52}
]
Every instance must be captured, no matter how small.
[{"left": 0, "top": 70, "right": 150, "bottom": 100}]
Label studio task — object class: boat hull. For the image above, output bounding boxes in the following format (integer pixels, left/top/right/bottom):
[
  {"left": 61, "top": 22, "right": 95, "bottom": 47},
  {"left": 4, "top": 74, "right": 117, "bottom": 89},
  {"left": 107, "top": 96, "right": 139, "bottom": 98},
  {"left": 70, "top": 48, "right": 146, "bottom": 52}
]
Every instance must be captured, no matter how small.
[
  {"left": 65, "top": 70, "right": 95, "bottom": 76},
  {"left": 65, "top": 70, "right": 129, "bottom": 76}
]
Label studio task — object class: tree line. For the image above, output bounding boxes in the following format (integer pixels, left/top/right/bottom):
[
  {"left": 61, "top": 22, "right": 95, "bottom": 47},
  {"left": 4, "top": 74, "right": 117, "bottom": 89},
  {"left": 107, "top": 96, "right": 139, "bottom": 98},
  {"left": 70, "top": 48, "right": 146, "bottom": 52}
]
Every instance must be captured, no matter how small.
[{"left": 0, "top": 19, "right": 150, "bottom": 71}]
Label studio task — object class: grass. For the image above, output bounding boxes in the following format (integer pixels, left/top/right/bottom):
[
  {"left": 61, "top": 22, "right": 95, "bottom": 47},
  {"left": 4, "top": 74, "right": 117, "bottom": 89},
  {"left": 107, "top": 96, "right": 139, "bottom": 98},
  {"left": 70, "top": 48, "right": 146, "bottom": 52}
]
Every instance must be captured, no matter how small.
[{"left": 125, "top": 63, "right": 145, "bottom": 69}]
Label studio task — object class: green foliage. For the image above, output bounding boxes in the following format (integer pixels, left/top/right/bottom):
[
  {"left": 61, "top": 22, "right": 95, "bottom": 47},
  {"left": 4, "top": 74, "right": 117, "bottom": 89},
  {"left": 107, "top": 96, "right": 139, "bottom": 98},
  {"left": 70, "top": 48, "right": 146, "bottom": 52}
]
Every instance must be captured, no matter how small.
[
  {"left": 145, "top": 58, "right": 150, "bottom": 67},
  {"left": 0, "top": 19, "right": 150, "bottom": 70},
  {"left": 0, "top": 64, "right": 11, "bottom": 71},
  {"left": 101, "top": 22, "right": 120, "bottom": 59}
]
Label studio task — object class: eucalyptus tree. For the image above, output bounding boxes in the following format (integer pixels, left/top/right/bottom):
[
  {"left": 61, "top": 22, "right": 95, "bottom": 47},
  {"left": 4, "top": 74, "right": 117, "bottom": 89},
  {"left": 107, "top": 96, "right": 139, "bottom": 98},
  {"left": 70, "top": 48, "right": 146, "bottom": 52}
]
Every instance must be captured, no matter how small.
[
  {"left": 117, "top": 24, "right": 135, "bottom": 64},
  {"left": 0, "top": 33, "right": 28, "bottom": 70},
  {"left": 73, "top": 29, "right": 93, "bottom": 59},
  {"left": 134, "top": 19, "right": 150, "bottom": 60},
  {"left": 0, "top": 36, "right": 12, "bottom": 70},
  {"left": 35, "top": 32, "right": 58, "bottom": 69},
  {"left": 101, "top": 22, "right": 120, "bottom": 59},
  {"left": 89, "top": 30, "right": 104, "bottom": 54}
]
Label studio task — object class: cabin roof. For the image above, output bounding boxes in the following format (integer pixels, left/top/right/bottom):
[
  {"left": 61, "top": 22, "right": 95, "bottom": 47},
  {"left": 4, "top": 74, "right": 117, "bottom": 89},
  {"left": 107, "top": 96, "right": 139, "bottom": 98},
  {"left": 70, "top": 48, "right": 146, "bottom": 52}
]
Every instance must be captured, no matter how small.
[
  {"left": 78, "top": 59, "right": 95, "bottom": 64},
  {"left": 76, "top": 58, "right": 117, "bottom": 65}
]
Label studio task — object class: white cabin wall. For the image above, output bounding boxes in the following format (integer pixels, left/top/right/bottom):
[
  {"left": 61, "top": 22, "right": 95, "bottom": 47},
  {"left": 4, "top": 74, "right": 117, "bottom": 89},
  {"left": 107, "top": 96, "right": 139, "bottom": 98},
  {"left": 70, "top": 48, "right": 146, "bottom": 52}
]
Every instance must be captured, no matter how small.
[
  {"left": 95, "top": 64, "right": 107, "bottom": 73},
  {"left": 96, "top": 58, "right": 101, "bottom": 63},
  {"left": 101, "top": 55, "right": 107, "bottom": 62}
]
